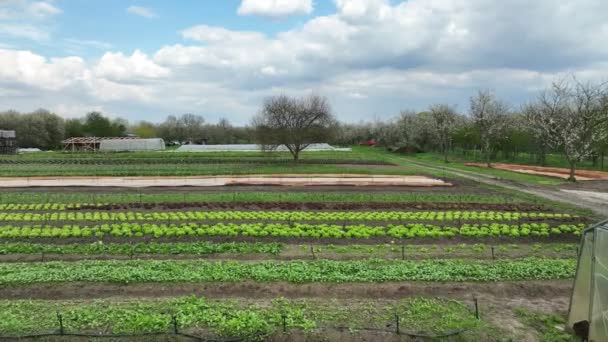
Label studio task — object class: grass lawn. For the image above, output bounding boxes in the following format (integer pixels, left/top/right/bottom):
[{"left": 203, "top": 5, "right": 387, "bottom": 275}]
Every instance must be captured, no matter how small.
[
  {"left": 444, "top": 149, "right": 607, "bottom": 171},
  {"left": 0, "top": 147, "right": 424, "bottom": 177},
  {"left": 406, "top": 152, "right": 566, "bottom": 186}
]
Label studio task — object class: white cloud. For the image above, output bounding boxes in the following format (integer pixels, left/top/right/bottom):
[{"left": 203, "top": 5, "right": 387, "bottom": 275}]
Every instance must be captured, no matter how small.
[
  {"left": 181, "top": 25, "right": 266, "bottom": 44},
  {"left": 126, "top": 5, "right": 157, "bottom": 18},
  {"left": 94, "top": 50, "right": 170, "bottom": 81},
  {"left": 238, "top": 0, "right": 313, "bottom": 18},
  {"left": 26, "top": 1, "right": 61, "bottom": 18},
  {"left": 3, "top": 0, "right": 608, "bottom": 124},
  {"left": 65, "top": 38, "right": 113, "bottom": 50},
  {"left": 0, "top": 49, "right": 86, "bottom": 90},
  {"left": 0, "top": 23, "right": 50, "bottom": 41},
  {"left": 0, "top": 1, "right": 61, "bottom": 42}
]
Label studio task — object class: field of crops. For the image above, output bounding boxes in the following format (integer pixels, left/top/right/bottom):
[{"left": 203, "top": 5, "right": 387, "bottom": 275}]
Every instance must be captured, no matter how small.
[{"left": 0, "top": 150, "right": 587, "bottom": 341}]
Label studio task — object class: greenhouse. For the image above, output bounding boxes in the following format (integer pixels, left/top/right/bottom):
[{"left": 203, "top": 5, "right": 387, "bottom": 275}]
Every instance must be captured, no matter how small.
[
  {"left": 99, "top": 138, "right": 165, "bottom": 152},
  {"left": 568, "top": 220, "right": 608, "bottom": 341}
]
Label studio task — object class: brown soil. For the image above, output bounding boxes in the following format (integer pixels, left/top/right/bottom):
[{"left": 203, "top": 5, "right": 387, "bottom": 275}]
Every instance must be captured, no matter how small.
[
  {"left": 0, "top": 245, "right": 575, "bottom": 263},
  {"left": 64, "top": 201, "right": 551, "bottom": 212},
  {"left": 465, "top": 162, "right": 608, "bottom": 180},
  {"left": 0, "top": 280, "right": 572, "bottom": 300}
]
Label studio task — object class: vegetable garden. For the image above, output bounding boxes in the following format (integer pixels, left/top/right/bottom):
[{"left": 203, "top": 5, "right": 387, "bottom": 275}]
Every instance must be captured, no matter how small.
[{"left": 0, "top": 153, "right": 591, "bottom": 340}]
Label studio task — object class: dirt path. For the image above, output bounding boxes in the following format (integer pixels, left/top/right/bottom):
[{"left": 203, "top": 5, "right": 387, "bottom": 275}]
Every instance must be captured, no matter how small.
[
  {"left": 0, "top": 280, "right": 572, "bottom": 300},
  {"left": 403, "top": 158, "right": 608, "bottom": 217}
]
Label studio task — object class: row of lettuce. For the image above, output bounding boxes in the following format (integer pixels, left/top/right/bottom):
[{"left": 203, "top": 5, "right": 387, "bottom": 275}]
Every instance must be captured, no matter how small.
[
  {"left": 0, "top": 222, "right": 585, "bottom": 239},
  {"left": 0, "top": 210, "right": 577, "bottom": 222}
]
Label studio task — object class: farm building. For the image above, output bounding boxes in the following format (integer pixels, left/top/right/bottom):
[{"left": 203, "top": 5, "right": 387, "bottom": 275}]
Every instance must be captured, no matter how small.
[
  {"left": 0, "top": 130, "right": 17, "bottom": 154},
  {"left": 62, "top": 137, "right": 165, "bottom": 152}
]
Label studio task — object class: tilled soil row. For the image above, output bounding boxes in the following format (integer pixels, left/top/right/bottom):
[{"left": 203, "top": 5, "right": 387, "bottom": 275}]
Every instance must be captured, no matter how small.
[
  {"left": 0, "top": 280, "right": 572, "bottom": 300},
  {"left": 0, "top": 234, "right": 580, "bottom": 245},
  {"left": 0, "top": 251, "right": 575, "bottom": 263},
  {"left": 63, "top": 201, "right": 551, "bottom": 212}
]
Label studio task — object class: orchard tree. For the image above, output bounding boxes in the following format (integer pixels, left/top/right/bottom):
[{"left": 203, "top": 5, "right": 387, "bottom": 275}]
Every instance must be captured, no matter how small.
[
  {"left": 251, "top": 94, "right": 337, "bottom": 161},
  {"left": 526, "top": 79, "right": 608, "bottom": 181},
  {"left": 470, "top": 90, "right": 509, "bottom": 166},
  {"left": 429, "top": 104, "right": 458, "bottom": 162}
]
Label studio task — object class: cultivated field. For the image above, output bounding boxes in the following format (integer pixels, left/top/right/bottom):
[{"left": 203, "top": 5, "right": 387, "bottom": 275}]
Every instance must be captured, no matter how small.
[{"left": 0, "top": 148, "right": 591, "bottom": 341}]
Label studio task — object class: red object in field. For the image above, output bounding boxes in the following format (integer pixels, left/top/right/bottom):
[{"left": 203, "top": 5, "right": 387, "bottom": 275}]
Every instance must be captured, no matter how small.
[{"left": 359, "top": 140, "right": 377, "bottom": 146}]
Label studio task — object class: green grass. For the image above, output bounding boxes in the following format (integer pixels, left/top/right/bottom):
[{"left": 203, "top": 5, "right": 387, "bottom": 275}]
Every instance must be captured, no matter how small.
[
  {"left": 0, "top": 146, "right": 389, "bottom": 162},
  {"left": 515, "top": 308, "right": 577, "bottom": 342},
  {"left": 0, "top": 296, "right": 483, "bottom": 338},
  {"left": 444, "top": 149, "right": 606, "bottom": 172},
  {"left": 0, "top": 162, "right": 411, "bottom": 177},
  {"left": 0, "top": 258, "right": 575, "bottom": 284},
  {"left": 0, "top": 147, "right": 419, "bottom": 177},
  {"left": 407, "top": 153, "right": 565, "bottom": 186}
]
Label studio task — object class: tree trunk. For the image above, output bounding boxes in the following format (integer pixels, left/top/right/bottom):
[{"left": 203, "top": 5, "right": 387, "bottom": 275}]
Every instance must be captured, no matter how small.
[
  {"left": 601, "top": 150, "right": 604, "bottom": 170},
  {"left": 293, "top": 149, "right": 300, "bottom": 162},
  {"left": 486, "top": 146, "right": 492, "bottom": 168},
  {"left": 568, "top": 162, "right": 577, "bottom": 182}
]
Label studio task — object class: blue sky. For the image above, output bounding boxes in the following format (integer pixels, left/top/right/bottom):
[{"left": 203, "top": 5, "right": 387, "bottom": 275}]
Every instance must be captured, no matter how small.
[{"left": 1, "top": 0, "right": 608, "bottom": 124}]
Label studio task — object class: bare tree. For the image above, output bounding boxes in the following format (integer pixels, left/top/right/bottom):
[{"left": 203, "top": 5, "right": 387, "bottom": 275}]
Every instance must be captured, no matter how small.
[
  {"left": 180, "top": 113, "right": 205, "bottom": 144},
  {"left": 470, "top": 90, "right": 509, "bottom": 167},
  {"left": 251, "top": 94, "right": 337, "bottom": 161},
  {"left": 429, "top": 104, "right": 458, "bottom": 162},
  {"left": 526, "top": 78, "right": 608, "bottom": 181}
]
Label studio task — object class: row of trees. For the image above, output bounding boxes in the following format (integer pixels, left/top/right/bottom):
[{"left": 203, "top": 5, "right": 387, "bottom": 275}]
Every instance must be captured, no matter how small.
[
  {"left": 329, "top": 77, "right": 608, "bottom": 181},
  {"left": 2, "top": 77, "right": 606, "bottom": 181},
  {"left": 0, "top": 111, "right": 249, "bottom": 149}
]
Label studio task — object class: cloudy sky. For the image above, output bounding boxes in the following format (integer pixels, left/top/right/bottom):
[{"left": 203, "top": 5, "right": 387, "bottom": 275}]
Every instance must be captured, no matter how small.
[{"left": 1, "top": 0, "right": 607, "bottom": 124}]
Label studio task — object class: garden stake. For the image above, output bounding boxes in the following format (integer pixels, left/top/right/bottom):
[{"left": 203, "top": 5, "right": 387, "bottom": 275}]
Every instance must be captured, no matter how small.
[
  {"left": 172, "top": 315, "right": 178, "bottom": 334},
  {"left": 395, "top": 314, "right": 400, "bottom": 334},
  {"left": 491, "top": 246, "right": 495, "bottom": 260},
  {"left": 281, "top": 312, "right": 287, "bottom": 333},
  {"left": 474, "top": 298, "right": 480, "bottom": 319},
  {"left": 57, "top": 312, "right": 64, "bottom": 335}
]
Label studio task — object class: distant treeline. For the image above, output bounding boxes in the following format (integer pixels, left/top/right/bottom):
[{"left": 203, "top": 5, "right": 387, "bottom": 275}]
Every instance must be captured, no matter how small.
[
  {"left": 1, "top": 77, "right": 607, "bottom": 182},
  {"left": 0, "top": 111, "right": 252, "bottom": 149}
]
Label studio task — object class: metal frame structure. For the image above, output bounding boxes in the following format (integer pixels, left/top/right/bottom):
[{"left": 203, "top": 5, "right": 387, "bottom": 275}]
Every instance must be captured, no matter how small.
[
  {"left": 567, "top": 220, "right": 608, "bottom": 341},
  {"left": 0, "top": 130, "right": 17, "bottom": 154},
  {"left": 62, "top": 137, "right": 142, "bottom": 152}
]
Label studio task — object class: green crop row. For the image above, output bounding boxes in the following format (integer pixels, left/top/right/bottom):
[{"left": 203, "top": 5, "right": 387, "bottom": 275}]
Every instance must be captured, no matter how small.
[
  {"left": 0, "top": 192, "right": 522, "bottom": 206},
  {"left": 0, "top": 241, "right": 283, "bottom": 256},
  {"left": 0, "top": 222, "right": 585, "bottom": 239},
  {"left": 0, "top": 210, "right": 575, "bottom": 222},
  {"left": 0, "top": 296, "right": 482, "bottom": 338},
  {"left": 0, "top": 258, "right": 575, "bottom": 284}
]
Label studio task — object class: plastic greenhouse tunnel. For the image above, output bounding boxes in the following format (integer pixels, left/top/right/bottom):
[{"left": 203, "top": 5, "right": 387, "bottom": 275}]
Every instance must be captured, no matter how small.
[{"left": 568, "top": 220, "right": 608, "bottom": 342}]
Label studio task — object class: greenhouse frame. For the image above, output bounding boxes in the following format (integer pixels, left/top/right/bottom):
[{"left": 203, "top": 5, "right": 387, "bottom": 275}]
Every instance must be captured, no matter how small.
[
  {"left": 62, "top": 137, "right": 166, "bottom": 152},
  {"left": 567, "top": 220, "right": 608, "bottom": 341}
]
